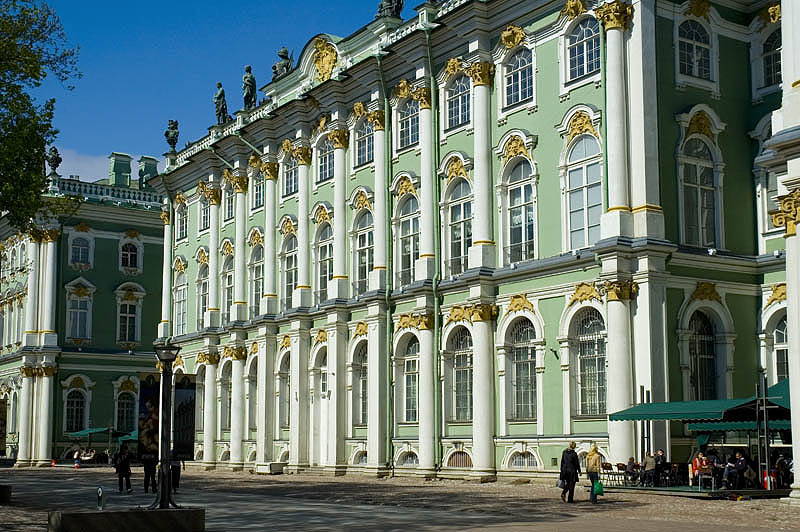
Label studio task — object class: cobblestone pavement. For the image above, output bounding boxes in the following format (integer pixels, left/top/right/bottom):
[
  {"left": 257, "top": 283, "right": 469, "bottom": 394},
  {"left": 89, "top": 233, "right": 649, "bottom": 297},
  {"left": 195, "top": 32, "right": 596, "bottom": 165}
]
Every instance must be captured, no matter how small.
[{"left": 1, "top": 467, "right": 799, "bottom": 531}]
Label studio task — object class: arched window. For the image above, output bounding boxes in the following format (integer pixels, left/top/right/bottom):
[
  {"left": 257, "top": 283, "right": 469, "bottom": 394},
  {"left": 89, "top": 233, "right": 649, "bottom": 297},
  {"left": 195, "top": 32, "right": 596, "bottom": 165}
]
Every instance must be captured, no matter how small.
[
  {"left": 505, "top": 49, "right": 533, "bottom": 107},
  {"left": 121, "top": 243, "right": 138, "bottom": 269},
  {"left": 355, "top": 343, "right": 368, "bottom": 425},
  {"left": 399, "top": 451, "right": 419, "bottom": 466},
  {"left": 354, "top": 211, "right": 374, "bottom": 295},
  {"left": 224, "top": 188, "right": 235, "bottom": 220},
  {"left": 197, "top": 264, "right": 208, "bottom": 330},
  {"left": 566, "top": 135, "right": 602, "bottom": 250},
  {"left": 316, "top": 224, "right": 333, "bottom": 303},
  {"left": 398, "top": 196, "right": 420, "bottom": 286},
  {"left": 446, "top": 75, "right": 471, "bottom": 130},
  {"left": 65, "top": 389, "right": 86, "bottom": 432},
  {"left": 284, "top": 157, "right": 298, "bottom": 197},
  {"left": 681, "top": 138, "right": 716, "bottom": 247},
  {"left": 398, "top": 100, "right": 420, "bottom": 149},
  {"left": 450, "top": 327, "right": 473, "bottom": 422},
  {"left": 176, "top": 207, "right": 188, "bottom": 240},
  {"left": 10, "top": 250, "right": 16, "bottom": 272},
  {"left": 448, "top": 450, "right": 473, "bottom": 468},
  {"left": 763, "top": 29, "right": 782, "bottom": 88},
  {"left": 355, "top": 120, "right": 374, "bottom": 167},
  {"left": 116, "top": 391, "right": 136, "bottom": 433},
  {"left": 319, "top": 353, "right": 328, "bottom": 395},
  {"left": 279, "top": 355, "right": 290, "bottom": 428},
  {"left": 510, "top": 319, "right": 536, "bottom": 420},
  {"left": 118, "top": 301, "right": 137, "bottom": 342},
  {"left": 249, "top": 245, "right": 263, "bottom": 318},
  {"left": 447, "top": 179, "right": 472, "bottom": 277},
  {"left": 508, "top": 159, "right": 535, "bottom": 264},
  {"left": 317, "top": 139, "right": 334, "bottom": 183},
  {"left": 775, "top": 314, "right": 788, "bottom": 382},
  {"left": 199, "top": 198, "right": 210, "bottom": 231},
  {"left": 221, "top": 257, "right": 234, "bottom": 322},
  {"left": 568, "top": 18, "right": 600, "bottom": 81},
  {"left": 283, "top": 236, "right": 298, "bottom": 311},
  {"left": 404, "top": 337, "right": 420, "bottom": 422},
  {"left": 173, "top": 272, "right": 187, "bottom": 336},
  {"left": 510, "top": 451, "right": 538, "bottom": 469},
  {"left": 689, "top": 311, "right": 716, "bottom": 400},
  {"left": 678, "top": 20, "right": 711, "bottom": 80},
  {"left": 71, "top": 237, "right": 90, "bottom": 265},
  {"left": 571, "top": 308, "right": 606, "bottom": 415}
]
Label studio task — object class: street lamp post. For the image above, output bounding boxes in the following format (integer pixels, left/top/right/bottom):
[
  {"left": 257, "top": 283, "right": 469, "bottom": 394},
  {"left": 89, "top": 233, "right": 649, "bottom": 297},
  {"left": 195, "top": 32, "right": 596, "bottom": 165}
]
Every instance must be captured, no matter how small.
[{"left": 150, "top": 341, "right": 182, "bottom": 510}]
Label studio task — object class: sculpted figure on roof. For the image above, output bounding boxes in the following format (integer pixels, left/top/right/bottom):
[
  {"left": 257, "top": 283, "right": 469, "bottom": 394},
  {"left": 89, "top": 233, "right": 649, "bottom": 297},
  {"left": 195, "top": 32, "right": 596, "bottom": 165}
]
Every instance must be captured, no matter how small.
[{"left": 376, "top": 0, "right": 403, "bottom": 18}]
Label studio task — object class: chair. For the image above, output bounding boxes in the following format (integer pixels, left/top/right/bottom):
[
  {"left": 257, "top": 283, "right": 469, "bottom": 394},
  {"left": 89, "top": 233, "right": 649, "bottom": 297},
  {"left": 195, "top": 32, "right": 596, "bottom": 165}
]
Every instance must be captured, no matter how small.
[
  {"left": 601, "top": 462, "right": 615, "bottom": 485},
  {"left": 615, "top": 463, "right": 627, "bottom": 485}
]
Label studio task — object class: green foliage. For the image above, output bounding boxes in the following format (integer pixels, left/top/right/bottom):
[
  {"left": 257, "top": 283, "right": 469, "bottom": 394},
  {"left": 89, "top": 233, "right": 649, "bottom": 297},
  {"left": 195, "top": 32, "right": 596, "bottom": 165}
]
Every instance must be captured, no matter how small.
[{"left": 0, "top": 0, "right": 80, "bottom": 231}]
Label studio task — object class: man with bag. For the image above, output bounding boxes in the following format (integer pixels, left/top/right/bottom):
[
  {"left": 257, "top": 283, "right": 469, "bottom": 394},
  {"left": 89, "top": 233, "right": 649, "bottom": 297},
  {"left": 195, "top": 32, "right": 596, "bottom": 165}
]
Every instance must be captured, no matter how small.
[
  {"left": 559, "top": 442, "right": 581, "bottom": 503},
  {"left": 586, "top": 445, "right": 603, "bottom": 504}
]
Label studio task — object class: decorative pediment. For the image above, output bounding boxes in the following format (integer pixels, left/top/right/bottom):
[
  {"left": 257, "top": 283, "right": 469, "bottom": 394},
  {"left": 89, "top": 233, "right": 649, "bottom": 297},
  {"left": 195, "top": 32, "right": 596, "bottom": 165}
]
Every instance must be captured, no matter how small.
[
  {"left": 196, "top": 247, "right": 209, "bottom": 265},
  {"left": 354, "top": 190, "right": 372, "bottom": 211},
  {"left": 394, "top": 175, "right": 417, "bottom": 197},
  {"left": 503, "top": 135, "right": 530, "bottom": 163},
  {"left": 248, "top": 228, "right": 264, "bottom": 247},
  {"left": 764, "top": 283, "right": 786, "bottom": 309},
  {"left": 173, "top": 256, "right": 187, "bottom": 272},
  {"left": 221, "top": 240, "right": 234, "bottom": 256},
  {"left": 445, "top": 156, "right": 469, "bottom": 183},
  {"left": 313, "top": 204, "right": 332, "bottom": 225},
  {"left": 65, "top": 277, "right": 96, "bottom": 298},
  {"left": 567, "top": 111, "right": 599, "bottom": 143},
  {"left": 280, "top": 217, "right": 297, "bottom": 236}
]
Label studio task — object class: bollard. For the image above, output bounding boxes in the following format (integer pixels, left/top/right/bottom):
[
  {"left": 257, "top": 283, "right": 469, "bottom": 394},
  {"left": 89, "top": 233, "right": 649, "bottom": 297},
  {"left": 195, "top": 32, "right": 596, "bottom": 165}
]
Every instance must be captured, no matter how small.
[
  {"left": 51, "top": 459, "right": 56, "bottom": 467},
  {"left": 97, "top": 487, "right": 103, "bottom": 511}
]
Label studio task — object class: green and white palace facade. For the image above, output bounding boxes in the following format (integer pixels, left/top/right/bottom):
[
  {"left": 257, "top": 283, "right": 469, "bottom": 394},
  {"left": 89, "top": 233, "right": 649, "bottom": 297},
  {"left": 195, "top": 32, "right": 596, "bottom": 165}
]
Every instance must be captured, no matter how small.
[
  {"left": 150, "top": 0, "right": 792, "bottom": 478},
  {"left": 0, "top": 154, "right": 164, "bottom": 464}
]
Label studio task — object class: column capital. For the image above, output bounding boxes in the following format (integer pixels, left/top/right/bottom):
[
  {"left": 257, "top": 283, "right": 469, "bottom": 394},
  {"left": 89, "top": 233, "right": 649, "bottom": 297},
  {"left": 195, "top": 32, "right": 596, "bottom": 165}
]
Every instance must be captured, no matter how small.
[
  {"left": 367, "top": 110, "right": 386, "bottom": 131},
  {"left": 197, "top": 352, "right": 221, "bottom": 365},
  {"left": 328, "top": 129, "right": 350, "bottom": 149},
  {"left": 19, "top": 366, "right": 36, "bottom": 378},
  {"left": 411, "top": 87, "right": 432, "bottom": 110},
  {"left": 595, "top": 1, "right": 633, "bottom": 31},
  {"left": 160, "top": 210, "right": 170, "bottom": 225},
  {"left": 293, "top": 146, "right": 313, "bottom": 166},
  {"left": 223, "top": 168, "right": 249, "bottom": 193},
  {"left": 600, "top": 280, "right": 639, "bottom": 301},
  {"left": 465, "top": 61, "right": 496, "bottom": 87},
  {"left": 262, "top": 161, "right": 279, "bottom": 181},
  {"left": 198, "top": 180, "right": 222, "bottom": 205},
  {"left": 772, "top": 189, "right": 800, "bottom": 237}
]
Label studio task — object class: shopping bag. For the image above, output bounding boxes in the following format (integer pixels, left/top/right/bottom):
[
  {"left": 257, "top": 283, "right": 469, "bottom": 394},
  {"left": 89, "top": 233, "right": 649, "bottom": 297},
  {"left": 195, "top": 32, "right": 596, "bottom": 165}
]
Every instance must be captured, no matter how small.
[
  {"left": 593, "top": 481, "right": 604, "bottom": 496},
  {"left": 557, "top": 479, "right": 566, "bottom": 489}
]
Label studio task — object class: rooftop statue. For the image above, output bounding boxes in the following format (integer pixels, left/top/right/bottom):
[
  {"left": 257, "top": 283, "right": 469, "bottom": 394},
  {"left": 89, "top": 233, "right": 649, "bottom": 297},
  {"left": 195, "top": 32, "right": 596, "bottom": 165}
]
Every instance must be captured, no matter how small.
[
  {"left": 45, "top": 146, "right": 62, "bottom": 176},
  {"left": 164, "top": 120, "right": 179, "bottom": 153},
  {"left": 376, "top": 0, "right": 403, "bottom": 18},
  {"left": 272, "top": 47, "right": 293, "bottom": 81},
  {"left": 214, "top": 82, "right": 231, "bottom": 125},
  {"left": 242, "top": 65, "right": 257, "bottom": 110}
]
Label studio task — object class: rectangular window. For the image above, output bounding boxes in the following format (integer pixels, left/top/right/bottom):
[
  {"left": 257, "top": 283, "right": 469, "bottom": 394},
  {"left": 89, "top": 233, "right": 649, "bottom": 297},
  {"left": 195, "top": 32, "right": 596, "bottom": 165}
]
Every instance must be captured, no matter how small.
[
  {"left": 284, "top": 162, "right": 298, "bottom": 197},
  {"left": 69, "top": 298, "right": 89, "bottom": 339},
  {"left": 177, "top": 210, "right": 187, "bottom": 240},
  {"left": 200, "top": 201, "right": 210, "bottom": 231},
  {"left": 252, "top": 179, "right": 264, "bottom": 209},
  {"left": 513, "top": 351, "right": 536, "bottom": 419},
  {"left": 224, "top": 190, "right": 234, "bottom": 220},
  {"left": 454, "top": 353, "right": 472, "bottom": 421},
  {"left": 118, "top": 303, "right": 137, "bottom": 342},
  {"left": 399, "top": 102, "right": 420, "bottom": 149},
  {"left": 404, "top": 358, "right": 418, "bottom": 422},
  {"left": 356, "top": 124, "right": 374, "bottom": 167}
]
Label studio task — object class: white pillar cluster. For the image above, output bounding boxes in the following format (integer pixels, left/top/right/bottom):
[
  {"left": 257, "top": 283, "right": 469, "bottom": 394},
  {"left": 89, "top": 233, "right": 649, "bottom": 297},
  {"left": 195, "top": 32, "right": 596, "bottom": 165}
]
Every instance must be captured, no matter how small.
[
  {"left": 40, "top": 230, "right": 58, "bottom": 346},
  {"left": 206, "top": 178, "right": 222, "bottom": 328},
  {"left": 35, "top": 366, "right": 55, "bottom": 466},
  {"left": 415, "top": 86, "right": 435, "bottom": 282},
  {"left": 158, "top": 206, "right": 172, "bottom": 338},
  {"left": 201, "top": 353, "right": 219, "bottom": 468},
  {"left": 229, "top": 349, "right": 246, "bottom": 469},
  {"left": 329, "top": 129, "right": 349, "bottom": 299},
  {"left": 23, "top": 239, "right": 40, "bottom": 347},
  {"left": 293, "top": 146, "right": 312, "bottom": 308},
  {"left": 470, "top": 306, "right": 496, "bottom": 478},
  {"left": 288, "top": 326, "right": 310, "bottom": 471},
  {"left": 230, "top": 166, "right": 249, "bottom": 322},
  {"left": 369, "top": 110, "right": 387, "bottom": 291},
  {"left": 16, "top": 366, "right": 34, "bottom": 466},
  {"left": 417, "top": 321, "right": 436, "bottom": 475},
  {"left": 262, "top": 157, "right": 279, "bottom": 314}
]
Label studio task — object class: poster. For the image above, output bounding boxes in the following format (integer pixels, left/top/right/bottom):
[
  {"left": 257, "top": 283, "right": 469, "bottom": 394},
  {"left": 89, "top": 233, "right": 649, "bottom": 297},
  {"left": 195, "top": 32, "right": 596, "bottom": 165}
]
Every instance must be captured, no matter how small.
[
  {"left": 173, "top": 374, "right": 196, "bottom": 461},
  {"left": 137, "top": 373, "right": 160, "bottom": 461}
]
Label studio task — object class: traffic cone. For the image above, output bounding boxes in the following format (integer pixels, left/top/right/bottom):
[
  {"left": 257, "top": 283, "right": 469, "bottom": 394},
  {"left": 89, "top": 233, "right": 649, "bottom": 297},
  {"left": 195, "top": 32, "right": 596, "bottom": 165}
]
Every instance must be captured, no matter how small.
[{"left": 51, "top": 459, "right": 56, "bottom": 467}]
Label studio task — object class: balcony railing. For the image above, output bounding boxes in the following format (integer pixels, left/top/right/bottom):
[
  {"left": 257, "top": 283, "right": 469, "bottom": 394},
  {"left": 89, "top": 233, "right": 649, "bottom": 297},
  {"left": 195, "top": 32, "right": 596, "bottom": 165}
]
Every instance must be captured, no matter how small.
[
  {"left": 504, "top": 242, "right": 536, "bottom": 265},
  {"left": 51, "top": 177, "right": 162, "bottom": 206}
]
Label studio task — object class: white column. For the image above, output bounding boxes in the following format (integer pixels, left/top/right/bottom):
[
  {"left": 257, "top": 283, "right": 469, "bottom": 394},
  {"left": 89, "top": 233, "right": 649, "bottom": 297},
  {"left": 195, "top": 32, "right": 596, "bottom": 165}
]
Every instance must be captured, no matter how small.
[
  {"left": 23, "top": 239, "right": 40, "bottom": 347},
  {"left": 468, "top": 63, "right": 496, "bottom": 269},
  {"left": 202, "top": 357, "right": 218, "bottom": 468},
  {"left": 415, "top": 88, "right": 435, "bottom": 282},
  {"left": 16, "top": 367, "right": 34, "bottom": 465},
  {"left": 288, "top": 327, "right": 310, "bottom": 470},
  {"left": 262, "top": 160, "right": 278, "bottom": 314},
  {"left": 255, "top": 334, "right": 275, "bottom": 470},
  {"left": 780, "top": 0, "right": 800, "bottom": 129},
  {"left": 784, "top": 227, "right": 800, "bottom": 500},
  {"left": 40, "top": 233, "right": 58, "bottom": 346},
  {"left": 330, "top": 130, "right": 349, "bottom": 300},
  {"left": 471, "top": 309, "right": 495, "bottom": 477},
  {"left": 35, "top": 367, "right": 54, "bottom": 465},
  {"left": 417, "top": 324, "right": 436, "bottom": 475},
  {"left": 597, "top": 1, "right": 633, "bottom": 239},
  {"left": 559, "top": 337, "right": 571, "bottom": 435},
  {"left": 293, "top": 147, "right": 312, "bottom": 308},
  {"left": 206, "top": 185, "right": 221, "bottom": 328},
  {"left": 535, "top": 343, "right": 546, "bottom": 437},
  {"left": 370, "top": 113, "right": 387, "bottom": 290},
  {"left": 158, "top": 207, "right": 172, "bottom": 338},
  {"left": 366, "top": 305, "right": 387, "bottom": 473},
  {"left": 604, "top": 281, "right": 635, "bottom": 463},
  {"left": 229, "top": 354, "right": 245, "bottom": 469},
  {"left": 325, "top": 316, "right": 348, "bottom": 471},
  {"left": 232, "top": 171, "right": 249, "bottom": 321}
]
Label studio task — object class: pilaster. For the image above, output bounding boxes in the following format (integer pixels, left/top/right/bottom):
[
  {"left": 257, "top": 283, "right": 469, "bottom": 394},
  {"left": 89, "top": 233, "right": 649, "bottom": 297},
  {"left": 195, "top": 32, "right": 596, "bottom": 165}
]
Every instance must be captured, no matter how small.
[
  {"left": 23, "top": 238, "right": 40, "bottom": 347},
  {"left": 158, "top": 205, "right": 172, "bottom": 338},
  {"left": 416, "top": 85, "right": 435, "bottom": 282},
  {"left": 204, "top": 174, "right": 222, "bottom": 328},
  {"left": 200, "top": 352, "right": 220, "bottom": 469},
  {"left": 370, "top": 111, "right": 387, "bottom": 291},
  {"left": 329, "top": 129, "right": 349, "bottom": 300},
  {"left": 293, "top": 144, "right": 313, "bottom": 308}
]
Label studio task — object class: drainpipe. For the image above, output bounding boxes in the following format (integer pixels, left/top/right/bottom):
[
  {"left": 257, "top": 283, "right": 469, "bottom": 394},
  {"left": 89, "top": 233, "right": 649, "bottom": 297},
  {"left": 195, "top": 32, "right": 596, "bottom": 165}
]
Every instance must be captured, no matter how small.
[
  {"left": 376, "top": 53, "right": 395, "bottom": 471},
  {"left": 424, "top": 28, "right": 443, "bottom": 470}
]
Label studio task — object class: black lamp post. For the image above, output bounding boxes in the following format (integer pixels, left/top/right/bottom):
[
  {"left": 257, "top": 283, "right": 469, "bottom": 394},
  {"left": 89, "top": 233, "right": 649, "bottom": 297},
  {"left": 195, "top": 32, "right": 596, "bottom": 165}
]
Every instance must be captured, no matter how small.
[{"left": 150, "top": 341, "right": 181, "bottom": 510}]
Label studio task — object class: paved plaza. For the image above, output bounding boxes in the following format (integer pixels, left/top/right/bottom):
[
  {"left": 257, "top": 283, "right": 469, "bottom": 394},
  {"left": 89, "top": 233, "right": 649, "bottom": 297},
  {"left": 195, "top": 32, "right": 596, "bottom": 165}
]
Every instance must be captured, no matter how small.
[{"left": 1, "top": 468, "right": 799, "bottom": 531}]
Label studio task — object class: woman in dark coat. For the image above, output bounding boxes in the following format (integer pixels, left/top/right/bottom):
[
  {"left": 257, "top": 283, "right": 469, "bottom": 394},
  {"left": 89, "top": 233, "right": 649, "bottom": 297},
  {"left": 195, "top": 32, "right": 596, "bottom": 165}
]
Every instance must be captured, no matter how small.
[{"left": 560, "top": 441, "right": 581, "bottom": 503}]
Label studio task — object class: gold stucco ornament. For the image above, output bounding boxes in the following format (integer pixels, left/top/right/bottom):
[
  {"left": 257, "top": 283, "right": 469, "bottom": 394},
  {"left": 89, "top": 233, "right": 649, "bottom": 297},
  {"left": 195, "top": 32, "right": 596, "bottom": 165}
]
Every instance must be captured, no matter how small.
[
  {"left": 601, "top": 280, "right": 638, "bottom": 301},
  {"left": 465, "top": 62, "right": 495, "bottom": 87},
  {"left": 396, "top": 176, "right": 417, "bottom": 197},
  {"left": 354, "top": 191, "right": 372, "bottom": 211},
  {"left": 771, "top": 189, "right": 800, "bottom": 237},
  {"left": 354, "top": 321, "right": 368, "bottom": 338},
  {"left": 595, "top": 0, "right": 634, "bottom": 31},
  {"left": 503, "top": 135, "right": 530, "bottom": 163},
  {"left": 560, "top": 0, "right": 586, "bottom": 20},
  {"left": 328, "top": 129, "right": 350, "bottom": 149},
  {"left": 280, "top": 335, "right": 291, "bottom": 349},
  {"left": 687, "top": 111, "right": 713, "bottom": 139},
  {"left": 313, "top": 38, "right": 338, "bottom": 82},
  {"left": 314, "top": 329, "right": 328, "bottom": 346},
  {"left": 446, "top": 157, "right": 468, "bottom": 183},
  {"left": 507, "top": 294, "right": 534, "bottom": 314},
  {"left": 567, "top": 111, "right": 599, "bottom": 143},
  {"left": 500, "top": 25, "right": 526, "bottom": 49},
  {"left": 281, "top": 218, "right": 297, "bottom": 236},
  {"left": 568, "top": 282, "right": 601, "bottom": 306},
  {"left": 764, "top": 283, "right": 786, "bottom": 309},
  {"left": 684, "top": 0, "right": 710, "bottom": 21},
  {"left": 689, "top": 282, "right": 722, "bottom": 303}
]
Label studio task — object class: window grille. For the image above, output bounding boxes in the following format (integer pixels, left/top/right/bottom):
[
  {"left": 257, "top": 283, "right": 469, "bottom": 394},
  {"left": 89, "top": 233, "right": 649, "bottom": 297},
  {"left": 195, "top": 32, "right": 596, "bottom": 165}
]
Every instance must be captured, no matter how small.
[
  {"left": 689, "top": 311, "right": 716, "bottom": 400},
  {"left": 447, "top": 451, "right": 473, "bottom": 468},
  {"left": 404, "top": 337, "right": 420, "bottom": 422},
  {"left": 510, "top": 451, "right": 538, "bottom": 469},
  {"left": 399, "top": 452, "right": 419, "bottom": 466},
  {"left": 510, "top": 319, "right": 536, "bottom": 420},
  {"left": 450, "top": 327, "right": 473, "bottom": 422},
  {"left": 572, "top": 308, "right": 606, "bottom": 415}
]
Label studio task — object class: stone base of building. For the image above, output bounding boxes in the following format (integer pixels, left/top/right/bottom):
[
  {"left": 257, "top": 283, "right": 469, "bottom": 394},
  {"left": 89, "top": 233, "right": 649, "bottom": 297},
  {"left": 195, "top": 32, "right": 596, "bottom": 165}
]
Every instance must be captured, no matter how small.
[{"left": 48, "top": 508, "right": 205, "bottom": 532}]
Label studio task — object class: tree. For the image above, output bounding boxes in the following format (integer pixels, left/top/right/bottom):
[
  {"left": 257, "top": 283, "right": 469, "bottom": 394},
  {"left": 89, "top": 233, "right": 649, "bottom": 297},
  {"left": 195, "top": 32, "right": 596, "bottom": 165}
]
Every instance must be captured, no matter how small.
[{"left": 0, "top": 0, "right": 80, "bottom": 231}]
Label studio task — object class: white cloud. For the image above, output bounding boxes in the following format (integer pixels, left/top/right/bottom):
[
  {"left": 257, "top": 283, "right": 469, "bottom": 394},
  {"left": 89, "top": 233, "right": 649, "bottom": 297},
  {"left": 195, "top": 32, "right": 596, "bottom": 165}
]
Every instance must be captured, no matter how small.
[{"left": 53, "top": 147, "right": 165, "bottom": 182}]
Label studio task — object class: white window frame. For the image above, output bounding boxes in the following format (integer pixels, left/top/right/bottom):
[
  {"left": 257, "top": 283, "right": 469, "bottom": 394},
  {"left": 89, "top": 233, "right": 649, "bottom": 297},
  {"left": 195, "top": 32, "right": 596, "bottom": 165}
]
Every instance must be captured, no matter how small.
[
  {"left": 173, "top": 272, "right": 188, "bottom": 336},
  {"left": 251, "top": 177, "right": 264, "bottom": 211},
  {"left": 393, "top": 98, "right": 420, "bottom": 155},
  {"left": 351, "top": 209, "right": 374, "bottom": 296},
  {"left": 315, "top": 223, "right": 333, "bottom": 304},
  {"left": 281, "top": 235, "right": 298, "bottom": 311},
  {"left": 494, "top": 39, "right": 537, "bottom": 124},
  {"left": 749, "top": 18, "right": 782, "bottom": 103},
  {"left": 558, "top": 15, "right": 602, "bottom": 99},
  {"left": 439, "top": 74, "right": 472, "bottom": 140},
  {"left": 750, "top": 113, "right": 782, "bottom": 253},
  {"left": 249, "top": 244, "right": 264, "bottom": 318},
  {"left": 111, "top": 376, "right": 139, "bottom": 433},
  {"left": 282, "top": 156, "right": 299, "bottom": 199},
  {"left": 394, "top": 193, "right": 420, "bottom": 289},
  {"left": 118, "top": 234, "right": 143, "bottom": 276},
  {"left": 197, "top": 263, "right": 209, "bottom": 330},
  {"left": 561, "top": 134, "right": 604, "bottom": 252},
  {"left": 220, "top": 255, "right": 234, "bottom": 322},
  {"left": 223, "top": 185, "right": 235, "bottom": 222},
  {"left": 353, "top": 118, "right": 375, "bottom": 170},
  {"left": 198, "top": 197, "right": 210, "bottom": 233},
  {"left": 442, "top": 177, "right": 473, "bottom": 278},
  {"left": 60, "top": 374, "right": 95, "bottom": 435},
  {"left": 569, "top": 306, "right": 607, "bottom": 417},
  {"left": 674, "top": 13, "right": 720, "bottom": 97},
  {"left": 64, "top": 277, "right": 95, "bottom": 342},
  {"left": 114, "top": 282, "right": 145, "bottom": 346},
  {"left": 68, "top": 230, "right": 94, "bottom": 270},
  {"left": 315, "top": 137, "right": 334, "bottom": 185}
]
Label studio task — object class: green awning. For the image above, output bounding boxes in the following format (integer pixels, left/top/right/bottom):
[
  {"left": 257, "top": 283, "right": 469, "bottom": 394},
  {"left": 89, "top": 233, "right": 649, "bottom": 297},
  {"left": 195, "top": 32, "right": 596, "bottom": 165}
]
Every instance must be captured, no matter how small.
[
  {"left": 767, "top": 379, "right": 790, "bottom": 409},
  {"left": 118, "top": 429, "right": 138, "bottom": 442},
  {"left": 68, "top": 427, "right": 109, "bottom": 438},
  {"left": 609, "top": 398, "right": 750, "bottom": 422},
  {"left": 687, "top": 420, "right": 792, "bottom": 432}
]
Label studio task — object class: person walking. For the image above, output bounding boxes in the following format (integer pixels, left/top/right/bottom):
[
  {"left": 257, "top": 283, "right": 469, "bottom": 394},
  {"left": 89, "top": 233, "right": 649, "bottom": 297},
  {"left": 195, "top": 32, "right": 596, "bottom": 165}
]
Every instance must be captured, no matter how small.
[
  {"left": 560, "top": 442, "right": 581, "bottom": 503},
  {"left": 114, "top": 443, "right": 133, "bottom": 494},
  {"left": 142, "top": 455, "right": 158, "bottom": 494},
  {"left": 169, "top": 449, "right": 183, "bottom": 494},
  {"left": 586, "top": 445, "right": 602, "bottom": 504}
]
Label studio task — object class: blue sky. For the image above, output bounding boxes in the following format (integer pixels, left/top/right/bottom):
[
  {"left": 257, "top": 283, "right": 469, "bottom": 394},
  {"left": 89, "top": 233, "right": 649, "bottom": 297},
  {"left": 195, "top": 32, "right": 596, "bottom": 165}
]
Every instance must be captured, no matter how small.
[{"left": 38, "top": 1, "right": 418, "bottom": 180}]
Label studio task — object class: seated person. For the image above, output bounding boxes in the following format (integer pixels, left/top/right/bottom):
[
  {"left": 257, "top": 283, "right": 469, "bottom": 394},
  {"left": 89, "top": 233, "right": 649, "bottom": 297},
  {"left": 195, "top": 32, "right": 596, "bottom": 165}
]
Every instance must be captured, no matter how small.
[
  {"left": 723, "top": 451, "right": 747, "bottom": 489},
  {"left": 691, "top": 452, "right": 709, "bottom": 485},
  {"left": 625, "top": 457, "right": 637, "bottom": 483},
  {"left": 654, "top": 449, "right": 666, "bottom": 486}
]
